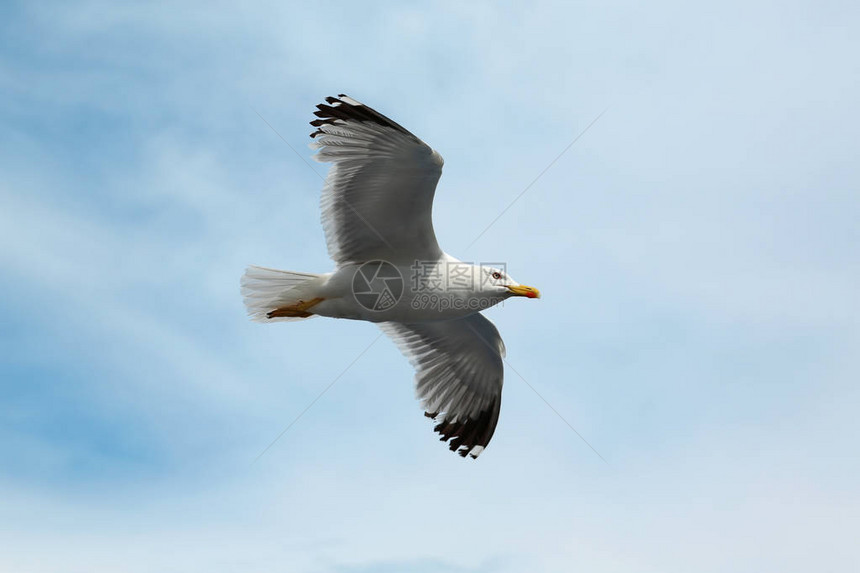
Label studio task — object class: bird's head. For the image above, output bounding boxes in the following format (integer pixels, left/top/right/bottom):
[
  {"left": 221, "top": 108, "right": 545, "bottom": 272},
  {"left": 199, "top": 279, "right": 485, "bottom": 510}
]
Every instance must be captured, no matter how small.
[{"left": 481, "top": 266, "right": 541, "bottom": 299}]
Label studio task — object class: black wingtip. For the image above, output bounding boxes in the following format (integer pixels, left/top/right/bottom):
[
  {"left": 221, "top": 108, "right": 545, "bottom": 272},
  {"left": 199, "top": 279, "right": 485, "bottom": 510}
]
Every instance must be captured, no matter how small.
[
  {"left": 308, "top": 94, "right": 415, "bottom": 140},
  {"left": 429, "top": 398, "right": 501, "bottom": 459}
]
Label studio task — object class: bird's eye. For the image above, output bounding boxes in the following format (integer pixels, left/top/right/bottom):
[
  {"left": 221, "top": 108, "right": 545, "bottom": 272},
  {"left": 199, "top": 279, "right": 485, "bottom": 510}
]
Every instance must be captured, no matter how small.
[{"left": 491, "top": 271, "right": 502, "bottom": 280}]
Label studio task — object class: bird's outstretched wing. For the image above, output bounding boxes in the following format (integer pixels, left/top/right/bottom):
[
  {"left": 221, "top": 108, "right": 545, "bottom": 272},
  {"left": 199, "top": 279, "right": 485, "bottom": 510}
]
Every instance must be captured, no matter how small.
[
  {"left": 379, "top": 313, "right": 506, "bottom": 458},
  {"left": 310, "top": 94, "right": 444, "bottom": 266}
]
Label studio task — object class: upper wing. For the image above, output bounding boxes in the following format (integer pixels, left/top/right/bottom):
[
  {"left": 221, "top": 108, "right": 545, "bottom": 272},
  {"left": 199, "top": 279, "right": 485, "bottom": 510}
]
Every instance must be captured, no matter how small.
[
  {"left": 310, "top": 95, "right": 444, "bottom": 265},
  {"left": 379, "top": 313, "right": 506, "bottom": 458}
]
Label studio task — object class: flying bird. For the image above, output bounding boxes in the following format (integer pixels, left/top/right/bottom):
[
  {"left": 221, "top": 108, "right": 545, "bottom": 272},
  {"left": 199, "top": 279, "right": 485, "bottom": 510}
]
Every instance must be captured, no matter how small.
[{"left": 242, "top": 95, "right": 540, "bottom": 458}]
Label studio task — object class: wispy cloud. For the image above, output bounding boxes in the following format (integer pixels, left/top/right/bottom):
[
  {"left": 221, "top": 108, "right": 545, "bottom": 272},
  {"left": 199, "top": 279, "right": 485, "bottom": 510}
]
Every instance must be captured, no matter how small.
[{"left": 1, "top": 1, "right": 858, "bottom": 572}]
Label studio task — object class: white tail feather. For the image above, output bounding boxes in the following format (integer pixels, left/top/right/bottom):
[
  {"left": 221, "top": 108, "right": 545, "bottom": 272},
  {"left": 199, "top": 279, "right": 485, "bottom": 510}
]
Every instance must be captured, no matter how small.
[{"left": 240, "top": 266, "right": 323, "bottom": 322}]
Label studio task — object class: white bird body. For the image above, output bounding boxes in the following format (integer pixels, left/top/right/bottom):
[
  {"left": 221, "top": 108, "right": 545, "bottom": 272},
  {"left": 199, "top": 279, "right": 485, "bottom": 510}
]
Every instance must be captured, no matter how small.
[
  {"left": 242, "top": 95, "right": 539, "bottom": 458},
  {"left": 261, "top": 256, "right": 516, "bottom": 323}
]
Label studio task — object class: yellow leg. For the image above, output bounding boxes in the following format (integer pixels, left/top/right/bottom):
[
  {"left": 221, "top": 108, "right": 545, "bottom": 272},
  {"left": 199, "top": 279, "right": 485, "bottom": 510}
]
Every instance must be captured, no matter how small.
[{"left": 267, "top": 297, "right": 325, "bottom": 319}]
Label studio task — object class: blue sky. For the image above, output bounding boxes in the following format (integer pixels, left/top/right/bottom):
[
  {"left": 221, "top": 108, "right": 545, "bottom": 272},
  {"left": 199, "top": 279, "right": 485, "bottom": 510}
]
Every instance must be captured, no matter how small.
[{"left": 1, "top": 1, "right": 858, "bottom": 571}]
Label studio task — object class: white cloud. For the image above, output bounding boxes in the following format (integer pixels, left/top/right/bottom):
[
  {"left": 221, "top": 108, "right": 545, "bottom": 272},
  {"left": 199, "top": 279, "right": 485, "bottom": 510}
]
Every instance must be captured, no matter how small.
[{"left": 1, "top": 1, "right": 858, "bottom": 571}]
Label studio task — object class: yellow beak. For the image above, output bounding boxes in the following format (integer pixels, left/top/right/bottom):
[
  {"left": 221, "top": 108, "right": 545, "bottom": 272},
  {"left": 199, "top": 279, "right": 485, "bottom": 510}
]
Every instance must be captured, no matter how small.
[{"left": 505, "top": 284, "right": 541, "bottom": 299}]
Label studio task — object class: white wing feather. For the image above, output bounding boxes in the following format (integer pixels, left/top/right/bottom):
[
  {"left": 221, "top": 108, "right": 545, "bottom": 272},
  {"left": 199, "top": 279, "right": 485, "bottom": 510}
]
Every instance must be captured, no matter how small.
[
  {"left": 310, "top": 95, "right": 444, "bottom": 265},
  {"left": 379, "top": 313, "right": 506, "bottom": 458}
]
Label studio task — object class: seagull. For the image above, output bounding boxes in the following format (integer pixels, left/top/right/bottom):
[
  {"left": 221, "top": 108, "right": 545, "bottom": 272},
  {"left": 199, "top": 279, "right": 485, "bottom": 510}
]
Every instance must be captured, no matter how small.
[{"left": 242, "top": 95, "right": 540, "bottom": 458}]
